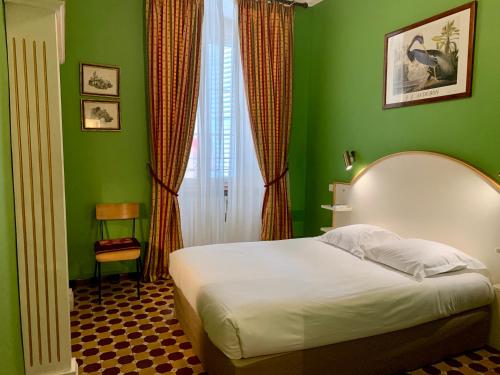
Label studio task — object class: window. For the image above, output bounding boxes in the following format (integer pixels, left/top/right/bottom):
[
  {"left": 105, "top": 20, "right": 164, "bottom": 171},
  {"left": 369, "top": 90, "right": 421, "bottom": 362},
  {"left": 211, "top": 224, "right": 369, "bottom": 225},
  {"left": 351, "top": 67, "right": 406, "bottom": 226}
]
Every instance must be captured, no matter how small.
[
  {"left": 179, "top": 0, "right": 264, "bottom": 247},
  {"left": 222, "top": 46, "right": 232, "bottom": 178},
  {"left": 184, "top": 46, "right": 234, "bottom": 180}
]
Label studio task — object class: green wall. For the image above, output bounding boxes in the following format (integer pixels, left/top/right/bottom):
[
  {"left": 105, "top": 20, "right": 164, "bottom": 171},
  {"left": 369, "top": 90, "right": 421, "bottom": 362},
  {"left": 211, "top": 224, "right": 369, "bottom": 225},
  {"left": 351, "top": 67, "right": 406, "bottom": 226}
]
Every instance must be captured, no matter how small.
[
  {"left": 292, "top": 0, "right": 500, "bottom": 237},
  {"left": 61, "top": 0, "right": 150, "bottom": 280},
  {"left": 289, "top": 7, "right": 313, "bottom": 237},
  {"left": 0, "top": 1, "right": 24, "bottom": 373},
  {"left": 59, "top": 0, "right": 500, "bottom": 265}
]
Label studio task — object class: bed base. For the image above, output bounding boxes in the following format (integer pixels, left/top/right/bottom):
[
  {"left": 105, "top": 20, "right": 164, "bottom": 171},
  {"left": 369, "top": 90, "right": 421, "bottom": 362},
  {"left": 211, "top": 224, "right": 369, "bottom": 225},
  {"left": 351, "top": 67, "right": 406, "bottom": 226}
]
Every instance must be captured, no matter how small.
[{"left": 174, "top": 287, "right": 490, "bottom": 375}]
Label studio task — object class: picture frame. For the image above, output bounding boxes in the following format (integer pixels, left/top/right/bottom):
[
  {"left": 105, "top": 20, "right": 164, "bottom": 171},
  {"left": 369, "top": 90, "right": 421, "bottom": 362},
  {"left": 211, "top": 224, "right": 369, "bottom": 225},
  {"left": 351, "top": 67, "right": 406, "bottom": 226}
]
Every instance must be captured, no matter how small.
[
  {"left": 81, "top": 99, "right": 121, "bottom": 131},
  {"left": 383, "top": 1, "right": 476, "bottom": 109},
  {"left": 80, "top": 63, "right": 120, "bottom": 97}
]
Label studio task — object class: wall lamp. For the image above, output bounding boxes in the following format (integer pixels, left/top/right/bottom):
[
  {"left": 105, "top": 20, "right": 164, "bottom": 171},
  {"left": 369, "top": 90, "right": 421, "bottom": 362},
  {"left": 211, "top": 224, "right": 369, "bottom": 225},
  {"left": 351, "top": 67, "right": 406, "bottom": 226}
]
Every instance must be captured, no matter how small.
[{"left": 343, "top": 150, "right": 355, "bottom": 171}]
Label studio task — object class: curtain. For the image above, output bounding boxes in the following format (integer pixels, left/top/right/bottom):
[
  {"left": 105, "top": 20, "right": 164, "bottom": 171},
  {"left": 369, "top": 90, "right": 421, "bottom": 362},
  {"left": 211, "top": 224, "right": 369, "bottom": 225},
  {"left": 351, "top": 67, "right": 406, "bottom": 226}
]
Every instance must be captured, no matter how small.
[
  {"left": 238, "top": 0, "right": 294, "bottom": 240},
  {"left": 144, "top": 0, "right": 204, "bottom": 281},
  {"left": 179, "top": 0, "right": 264, "bottom": 247}
]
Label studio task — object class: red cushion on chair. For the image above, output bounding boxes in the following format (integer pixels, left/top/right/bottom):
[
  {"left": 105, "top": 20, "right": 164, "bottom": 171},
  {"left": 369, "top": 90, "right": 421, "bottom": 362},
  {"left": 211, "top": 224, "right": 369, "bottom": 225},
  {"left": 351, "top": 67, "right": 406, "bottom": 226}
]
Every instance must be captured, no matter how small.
[{"left": 94, "top": 237, "right": 141, "bottom": 254}]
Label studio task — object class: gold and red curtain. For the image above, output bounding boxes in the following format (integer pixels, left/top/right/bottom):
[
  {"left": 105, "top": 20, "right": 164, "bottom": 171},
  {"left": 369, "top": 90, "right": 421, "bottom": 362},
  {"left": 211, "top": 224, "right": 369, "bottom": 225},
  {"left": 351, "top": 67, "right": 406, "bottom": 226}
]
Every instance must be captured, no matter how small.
[
  {"left": 238, "top": 0, "right": 294, "bottom": 240},
  {"left": 144, "top": 0, "right": 204, "bottom": 281}
]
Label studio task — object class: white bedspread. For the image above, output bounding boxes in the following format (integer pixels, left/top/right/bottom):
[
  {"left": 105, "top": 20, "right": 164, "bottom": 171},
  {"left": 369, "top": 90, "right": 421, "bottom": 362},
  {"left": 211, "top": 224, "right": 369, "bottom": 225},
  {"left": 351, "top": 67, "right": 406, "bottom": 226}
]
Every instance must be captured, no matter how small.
[{"left": 169, "top": 238, "right": 493, "bottom": 359}]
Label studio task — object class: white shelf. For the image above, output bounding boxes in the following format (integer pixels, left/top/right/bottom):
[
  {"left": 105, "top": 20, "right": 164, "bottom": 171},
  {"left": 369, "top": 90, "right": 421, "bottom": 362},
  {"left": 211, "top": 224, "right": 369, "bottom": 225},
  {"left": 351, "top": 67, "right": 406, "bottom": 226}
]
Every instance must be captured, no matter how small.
[
  {"left": 320, "top": 204, "right": 352, "bottom": 212},
  {"left": 320, "top": 227, "right": 334, "bottom": 233}
]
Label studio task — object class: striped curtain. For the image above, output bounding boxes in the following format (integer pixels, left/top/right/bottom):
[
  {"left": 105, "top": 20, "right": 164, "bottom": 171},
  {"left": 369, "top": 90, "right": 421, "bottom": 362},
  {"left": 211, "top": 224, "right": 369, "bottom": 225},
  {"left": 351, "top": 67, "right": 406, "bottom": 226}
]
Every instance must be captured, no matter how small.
[
  {"left": 238, "top": 0, "right": 294, "bottom": 240},
  {"left": 144, "top": 0, "right": 204, "bottom": 281}
]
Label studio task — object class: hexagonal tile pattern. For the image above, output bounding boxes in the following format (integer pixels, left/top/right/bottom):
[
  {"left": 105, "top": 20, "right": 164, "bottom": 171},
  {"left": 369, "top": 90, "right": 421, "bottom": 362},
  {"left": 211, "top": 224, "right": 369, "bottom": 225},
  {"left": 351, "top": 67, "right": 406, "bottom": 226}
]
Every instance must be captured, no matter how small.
[{"left": 71, "top": 278, "right": 205, "bottom": 374}]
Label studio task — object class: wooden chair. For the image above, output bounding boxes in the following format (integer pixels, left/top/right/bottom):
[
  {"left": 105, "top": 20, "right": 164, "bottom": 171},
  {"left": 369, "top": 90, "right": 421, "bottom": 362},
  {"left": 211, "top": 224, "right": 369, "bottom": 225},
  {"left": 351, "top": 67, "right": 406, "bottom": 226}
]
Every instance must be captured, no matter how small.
[{"left": 94, "top": 203, "right": 142, "bottom": 304}]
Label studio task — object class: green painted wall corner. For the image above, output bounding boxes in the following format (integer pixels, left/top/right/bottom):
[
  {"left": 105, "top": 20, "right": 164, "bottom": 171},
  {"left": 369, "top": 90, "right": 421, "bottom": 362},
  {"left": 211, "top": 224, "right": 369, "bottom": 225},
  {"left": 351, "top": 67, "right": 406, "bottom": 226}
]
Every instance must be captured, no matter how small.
[
  {"left": 60, "top": 0, "right": 150, "bottom": 280},
  {"left": 291, "top": 0, "right": 500, "bottom": 236}
]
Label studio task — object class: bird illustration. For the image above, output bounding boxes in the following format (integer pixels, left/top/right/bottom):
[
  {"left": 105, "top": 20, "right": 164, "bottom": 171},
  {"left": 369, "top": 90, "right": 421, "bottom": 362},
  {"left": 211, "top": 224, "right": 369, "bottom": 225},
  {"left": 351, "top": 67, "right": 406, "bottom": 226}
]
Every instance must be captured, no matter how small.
[{"left": 406, "top": 34, "right": 455, "bottom": 81}]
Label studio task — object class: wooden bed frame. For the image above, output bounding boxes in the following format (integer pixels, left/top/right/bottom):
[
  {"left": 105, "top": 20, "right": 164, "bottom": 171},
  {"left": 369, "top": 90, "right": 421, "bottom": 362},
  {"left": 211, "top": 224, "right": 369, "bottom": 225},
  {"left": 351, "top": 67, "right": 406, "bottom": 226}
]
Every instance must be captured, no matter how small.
[{"left": 173, "top": 151, "right": 500, "bottom": 374}]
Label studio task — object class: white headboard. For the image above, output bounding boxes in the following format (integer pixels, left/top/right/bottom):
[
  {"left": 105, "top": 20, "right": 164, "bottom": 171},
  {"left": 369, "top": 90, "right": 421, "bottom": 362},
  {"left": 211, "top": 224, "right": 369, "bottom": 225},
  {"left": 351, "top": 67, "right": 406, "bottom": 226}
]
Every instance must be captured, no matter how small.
[{"left": 346, "top": 151, "right": 500, "bottom": 282}]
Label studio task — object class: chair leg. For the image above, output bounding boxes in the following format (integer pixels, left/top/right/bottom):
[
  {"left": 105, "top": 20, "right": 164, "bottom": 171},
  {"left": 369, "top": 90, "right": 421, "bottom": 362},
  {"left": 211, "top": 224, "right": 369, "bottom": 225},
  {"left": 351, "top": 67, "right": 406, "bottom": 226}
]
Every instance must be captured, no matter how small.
[
  {"left": 136, "top": 258, "right": 141, "bottom": 300},
  {"left": 97, "top": 262, "right": 102, "bottom": 305},
  {"left": 93, "top": 261, "right": 97, "bottom": 284}
]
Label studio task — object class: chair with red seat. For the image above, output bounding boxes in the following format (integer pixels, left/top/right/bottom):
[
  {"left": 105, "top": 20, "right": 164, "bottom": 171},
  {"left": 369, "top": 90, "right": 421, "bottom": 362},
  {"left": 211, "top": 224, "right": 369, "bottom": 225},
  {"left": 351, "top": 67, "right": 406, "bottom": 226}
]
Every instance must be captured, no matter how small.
[{"left": 94, "top": 203, "right": 141, "bottom": 304}]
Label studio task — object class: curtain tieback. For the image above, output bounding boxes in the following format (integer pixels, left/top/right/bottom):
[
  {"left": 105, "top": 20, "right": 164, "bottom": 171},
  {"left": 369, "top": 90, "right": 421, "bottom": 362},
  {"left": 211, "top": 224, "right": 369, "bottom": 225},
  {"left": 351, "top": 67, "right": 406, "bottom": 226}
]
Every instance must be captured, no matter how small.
[
  {"left": 265, "top": 166, "right": 289, "bottom": 188},
  {"left": 147, "top": 163, "right": 179, "bottom": 197}
]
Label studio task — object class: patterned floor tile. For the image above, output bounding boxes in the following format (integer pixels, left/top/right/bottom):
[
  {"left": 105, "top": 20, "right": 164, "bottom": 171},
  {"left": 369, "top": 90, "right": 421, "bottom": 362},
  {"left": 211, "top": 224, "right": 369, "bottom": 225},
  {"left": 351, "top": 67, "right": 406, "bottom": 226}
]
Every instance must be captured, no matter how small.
[
  {"left": 71, "top": 278, "right": 500, "bottom": 374},
  {"left": 72, "top": 278, "right": 205, "bottom": 374}
]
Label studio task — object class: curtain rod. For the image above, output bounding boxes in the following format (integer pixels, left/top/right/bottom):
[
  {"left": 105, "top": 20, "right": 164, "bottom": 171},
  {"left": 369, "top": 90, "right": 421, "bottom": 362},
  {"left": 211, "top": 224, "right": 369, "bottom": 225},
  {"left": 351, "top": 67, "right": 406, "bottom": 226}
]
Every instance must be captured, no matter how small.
[{"left": 267, "top": 0, "right": 309, "bottom": 8}]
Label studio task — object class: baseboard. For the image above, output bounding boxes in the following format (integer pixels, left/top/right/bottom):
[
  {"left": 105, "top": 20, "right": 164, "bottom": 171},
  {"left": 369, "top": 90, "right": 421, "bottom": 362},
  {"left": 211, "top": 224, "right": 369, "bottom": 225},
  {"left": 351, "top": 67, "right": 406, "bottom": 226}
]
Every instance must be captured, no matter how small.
[
  {"left": 42, "top": 358, "right": 78, "bottom": 375},
  {"left": 69, "top": 272, "right": 138, "bottom": 288},
  {"left": 64, "top": 358, "right": 78, "bottom": 375},
  {"left": 69, "top": 288, "right": 74, "bottom": 312}
]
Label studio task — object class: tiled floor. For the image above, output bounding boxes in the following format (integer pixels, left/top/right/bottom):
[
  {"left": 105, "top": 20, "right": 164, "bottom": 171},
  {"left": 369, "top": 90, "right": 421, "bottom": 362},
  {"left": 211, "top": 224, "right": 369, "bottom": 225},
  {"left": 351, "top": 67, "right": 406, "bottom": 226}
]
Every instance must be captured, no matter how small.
[
  {"left": 71, "top": 278, "right": 500, "bottom": 374},
  {"left": 71, "top": 278, "right": 205, "bottom": 374}
]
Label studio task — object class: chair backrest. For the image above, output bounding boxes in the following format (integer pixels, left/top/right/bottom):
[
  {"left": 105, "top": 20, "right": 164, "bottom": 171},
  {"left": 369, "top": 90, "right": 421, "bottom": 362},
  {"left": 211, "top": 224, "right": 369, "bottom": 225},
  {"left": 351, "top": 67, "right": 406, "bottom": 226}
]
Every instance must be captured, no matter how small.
[{"left": 96, "top": 203, "right": 139, "bottom": 221}]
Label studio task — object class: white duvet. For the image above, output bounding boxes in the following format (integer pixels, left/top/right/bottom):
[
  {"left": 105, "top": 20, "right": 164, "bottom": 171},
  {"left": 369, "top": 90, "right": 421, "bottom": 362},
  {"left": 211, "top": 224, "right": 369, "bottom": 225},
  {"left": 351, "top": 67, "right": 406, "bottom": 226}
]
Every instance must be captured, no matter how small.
[{"left": 169, "top": 238, "right": 493, "bottom": 359}]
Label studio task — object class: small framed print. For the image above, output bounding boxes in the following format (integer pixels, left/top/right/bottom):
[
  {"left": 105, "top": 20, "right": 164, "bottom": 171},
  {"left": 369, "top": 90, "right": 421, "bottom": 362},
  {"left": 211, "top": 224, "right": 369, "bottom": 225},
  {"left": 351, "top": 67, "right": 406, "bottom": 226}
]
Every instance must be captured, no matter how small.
[
  {"left": 383, "top": 1, "right": 476, "bottom": 109},
  {"left": 80, "top": 63, "right": 120, "bottom": 97},
  {"left": 81, "top": 99, "right": 121, "bottom": 131}
]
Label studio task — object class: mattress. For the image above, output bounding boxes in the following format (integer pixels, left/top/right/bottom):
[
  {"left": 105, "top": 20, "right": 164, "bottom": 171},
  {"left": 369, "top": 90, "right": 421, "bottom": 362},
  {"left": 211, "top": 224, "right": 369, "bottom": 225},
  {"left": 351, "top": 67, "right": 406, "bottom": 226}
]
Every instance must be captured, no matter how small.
[{"left": 169, "top": 238, "right": 493, "bottom": 360}]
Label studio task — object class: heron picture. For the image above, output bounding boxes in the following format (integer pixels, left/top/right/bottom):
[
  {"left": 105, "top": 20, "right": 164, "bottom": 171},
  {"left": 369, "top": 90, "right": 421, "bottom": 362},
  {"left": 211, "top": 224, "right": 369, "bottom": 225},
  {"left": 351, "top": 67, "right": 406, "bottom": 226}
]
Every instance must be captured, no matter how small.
[{"left": 383, "top": 2, "right": 476, "bottom": 109}]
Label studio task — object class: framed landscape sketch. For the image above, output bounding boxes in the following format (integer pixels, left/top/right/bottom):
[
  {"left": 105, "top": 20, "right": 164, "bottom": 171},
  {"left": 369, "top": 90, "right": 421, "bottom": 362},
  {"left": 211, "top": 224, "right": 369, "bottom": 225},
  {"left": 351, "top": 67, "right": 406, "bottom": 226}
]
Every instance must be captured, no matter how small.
[
  {"left": 81, "top": 99, "right": 121, "bottom": 131},
  {"left": 80, "top": 63, "right": 120, "bottom": 97},
  {"left": 383, "top": 2, "right": 476, "bottom": 109}
]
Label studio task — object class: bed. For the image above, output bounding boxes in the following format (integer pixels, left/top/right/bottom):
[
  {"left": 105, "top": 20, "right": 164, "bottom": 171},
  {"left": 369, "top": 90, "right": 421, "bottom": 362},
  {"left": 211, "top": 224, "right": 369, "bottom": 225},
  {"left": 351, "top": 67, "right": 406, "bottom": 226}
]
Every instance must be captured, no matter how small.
[{"left": 170, "top": 151, "right": 500, "bottom": 375}]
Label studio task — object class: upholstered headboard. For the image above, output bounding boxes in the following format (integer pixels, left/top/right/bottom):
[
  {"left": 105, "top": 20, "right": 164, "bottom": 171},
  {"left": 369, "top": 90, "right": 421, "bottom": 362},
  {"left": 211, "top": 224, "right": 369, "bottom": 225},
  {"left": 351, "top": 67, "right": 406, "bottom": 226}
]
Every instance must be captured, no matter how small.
[{"left": 346, "top": 151, "right": 500, "bottom": 282}]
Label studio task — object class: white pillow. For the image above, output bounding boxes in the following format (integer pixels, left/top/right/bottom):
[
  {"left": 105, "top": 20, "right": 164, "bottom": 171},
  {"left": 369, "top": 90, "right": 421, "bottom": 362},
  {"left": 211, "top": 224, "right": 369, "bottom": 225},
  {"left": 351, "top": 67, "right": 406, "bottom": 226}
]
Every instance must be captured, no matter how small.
[
  {"left": 365, "top": 238, "right": 486, "bottom": 280},
  {"left": 317, "top": 224, "right": 402, "bottom": 259}
]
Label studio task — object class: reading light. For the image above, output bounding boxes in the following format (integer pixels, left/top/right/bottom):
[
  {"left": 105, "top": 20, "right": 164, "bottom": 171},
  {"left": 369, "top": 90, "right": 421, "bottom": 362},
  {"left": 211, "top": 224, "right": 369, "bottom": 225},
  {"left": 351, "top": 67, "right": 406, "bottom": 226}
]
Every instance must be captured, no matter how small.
[{"left": 343, "top": 151, "right": 355, "bottom": 171}]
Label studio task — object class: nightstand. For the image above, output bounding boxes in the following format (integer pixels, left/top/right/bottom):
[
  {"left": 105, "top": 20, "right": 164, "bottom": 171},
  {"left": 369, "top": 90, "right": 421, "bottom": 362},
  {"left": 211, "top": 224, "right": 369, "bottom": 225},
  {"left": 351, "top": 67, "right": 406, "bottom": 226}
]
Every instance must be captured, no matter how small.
[{"left": 320, "top": 182, "right": 352, "bottom": 233}]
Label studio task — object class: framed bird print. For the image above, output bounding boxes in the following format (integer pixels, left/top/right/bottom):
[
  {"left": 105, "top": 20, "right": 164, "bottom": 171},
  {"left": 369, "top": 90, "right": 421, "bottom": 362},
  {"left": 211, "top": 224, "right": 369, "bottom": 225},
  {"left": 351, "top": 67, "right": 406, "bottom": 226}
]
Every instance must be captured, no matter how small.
[
  {"left": 383, "top": 1, "right": 476, "bottom": 109},
  {"left": 81, "top": 99, "right": 121, "bottom": 131},
  {"left": 80, "top": 63, "right": 120, "bottom": 97}
]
